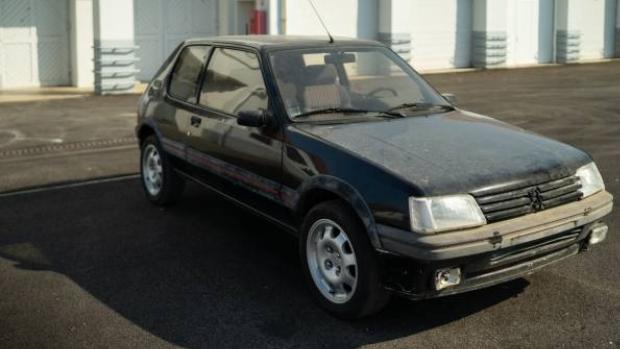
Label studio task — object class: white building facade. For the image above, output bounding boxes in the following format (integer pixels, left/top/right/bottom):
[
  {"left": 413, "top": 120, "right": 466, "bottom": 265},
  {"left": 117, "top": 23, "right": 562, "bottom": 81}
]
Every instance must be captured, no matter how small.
[{"left": 0, "top": 0, "right": 618, "bottom": 93}]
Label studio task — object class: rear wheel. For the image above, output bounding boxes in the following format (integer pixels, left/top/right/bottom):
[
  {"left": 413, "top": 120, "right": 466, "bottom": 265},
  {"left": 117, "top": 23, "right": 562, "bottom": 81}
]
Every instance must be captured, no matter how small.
[
  {"left": 140, "top": 135, "right": 184, "bottom": 205},
  {"left": 300, "top": 200, "right": 390, "bottom": 319}
]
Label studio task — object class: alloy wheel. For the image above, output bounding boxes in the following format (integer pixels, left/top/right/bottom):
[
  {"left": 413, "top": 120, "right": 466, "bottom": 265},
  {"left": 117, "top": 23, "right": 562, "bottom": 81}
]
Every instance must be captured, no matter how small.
[
  {"left": 142, "top": 144, "right": 163, "bottom": 196},
  {"left": 306, "top": 218, "right": 358, "bottom": 304}
]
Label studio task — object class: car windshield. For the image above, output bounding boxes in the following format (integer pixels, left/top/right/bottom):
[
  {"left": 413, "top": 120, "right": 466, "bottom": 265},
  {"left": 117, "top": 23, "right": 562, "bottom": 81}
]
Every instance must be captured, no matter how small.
[{"left": 269, "top": 47, "right": 450, "bottom": 121}]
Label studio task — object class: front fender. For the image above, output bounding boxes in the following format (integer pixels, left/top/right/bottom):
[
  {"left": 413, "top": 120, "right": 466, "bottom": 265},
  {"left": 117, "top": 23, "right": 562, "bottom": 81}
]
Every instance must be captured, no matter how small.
[{"left": 294, "top": 175, "right": 382, "bottom": 249}]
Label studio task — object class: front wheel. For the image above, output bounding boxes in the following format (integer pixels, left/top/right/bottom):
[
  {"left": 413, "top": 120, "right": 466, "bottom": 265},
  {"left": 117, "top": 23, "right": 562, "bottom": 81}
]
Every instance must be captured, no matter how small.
[{"left": 300, "top": 200, "right": 390, "bottom": 319}]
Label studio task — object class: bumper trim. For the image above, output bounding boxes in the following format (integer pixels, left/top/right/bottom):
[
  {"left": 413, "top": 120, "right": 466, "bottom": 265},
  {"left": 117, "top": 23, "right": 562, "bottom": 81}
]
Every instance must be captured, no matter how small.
[
  {"left": 378, "top": 190, "right": 613, "bottom": 261},
  {"left": 388, "top": 242, "right": 581, "bottom": 300}
]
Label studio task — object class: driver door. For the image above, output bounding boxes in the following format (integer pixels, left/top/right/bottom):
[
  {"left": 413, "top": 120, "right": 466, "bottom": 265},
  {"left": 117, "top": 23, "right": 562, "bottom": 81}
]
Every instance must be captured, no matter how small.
[{"left": 185, "top": 47, "right": 289, "bottom": 223}]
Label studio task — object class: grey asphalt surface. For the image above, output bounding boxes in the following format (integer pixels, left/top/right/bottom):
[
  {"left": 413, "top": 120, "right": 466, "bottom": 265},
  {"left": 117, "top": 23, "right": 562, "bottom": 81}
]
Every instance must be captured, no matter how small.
[
  {"left": 1, "top": 62, "right": 619, "bottom": 348},
  {"left": 0, "top": 94, "right": 139, "bottom": 192}
]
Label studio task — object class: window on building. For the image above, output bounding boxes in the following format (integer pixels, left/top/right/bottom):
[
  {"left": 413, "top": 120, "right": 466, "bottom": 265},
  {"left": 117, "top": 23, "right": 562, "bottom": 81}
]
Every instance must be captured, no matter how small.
[
  {"left": 199, "top": 48, "right": 268, "bottom": 115},
  {"left": 168, "top": 46, "right": 210, "bottom": 103}
]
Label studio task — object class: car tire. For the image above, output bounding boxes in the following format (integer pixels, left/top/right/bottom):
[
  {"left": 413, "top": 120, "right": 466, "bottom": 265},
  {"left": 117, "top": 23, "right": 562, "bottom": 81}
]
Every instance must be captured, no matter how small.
[
  {"left": 300, "top": 200, "right": 390, "bottom": 319},
  {"left": 140, "top": 135, "right": 185, "bottom": 205}
]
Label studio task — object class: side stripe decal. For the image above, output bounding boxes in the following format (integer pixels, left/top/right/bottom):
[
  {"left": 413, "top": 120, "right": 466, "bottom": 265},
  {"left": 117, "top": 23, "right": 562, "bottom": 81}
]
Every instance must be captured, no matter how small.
[{"left": 161, "top": 137, "right": 300, "bottom": 209}]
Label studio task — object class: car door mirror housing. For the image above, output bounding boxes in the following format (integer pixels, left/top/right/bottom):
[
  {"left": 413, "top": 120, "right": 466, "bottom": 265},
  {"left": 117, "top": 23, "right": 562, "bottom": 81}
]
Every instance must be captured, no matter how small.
[
  {"left": 442, "top": 93, "right": 457, "bottom": 105},
  {"left": 237, "top": 110, "right": 272, "bottom": 128}
]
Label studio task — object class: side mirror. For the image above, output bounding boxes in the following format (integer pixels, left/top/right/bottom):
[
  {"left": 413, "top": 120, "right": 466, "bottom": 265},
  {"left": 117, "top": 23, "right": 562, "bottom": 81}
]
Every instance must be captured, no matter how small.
[
  {"left": 442, "top": 93, "right": 457, "bottom": 105},
  {"left": 237, "top": 110, "right": 272, "bottom": 128},
  {"left": 148, "top": 80, "right": 163, "bottom": 96},
  {"left": 152, "top": 80, "right": 163, "bottom": 90}
]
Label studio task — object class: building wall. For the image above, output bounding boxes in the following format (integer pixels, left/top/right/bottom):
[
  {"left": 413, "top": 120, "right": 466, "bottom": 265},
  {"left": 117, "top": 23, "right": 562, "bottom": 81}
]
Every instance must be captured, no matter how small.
[
  {"left": 617, "top": 0, "right": 620, "bottom": 57},
  {"left": 504, "top": 0, "right": 554, "bottom": 65},
  {"left": 604, "top": 0, "right": 618, "bottom": 57},
  {"left": 93, "top": 0, "right": 138, "bottom": 94},
  {"left": 0, "top": 0, "right": 618, "bottom": 90},
  {"left": 284, "top": 0, "right": 377, "bottom": 39},
  {"left": 134, "top": 0, "right": 218, "bottom": 81},
  {"left": 409, "top": 0, "right": 473, "bottom": 70},
  {"left": 578, "top": 0, "right": 607, "bottom": 60},
  {"left": 555, "top": 0, "right": 615, "bottom": 62},
  {"left": 281, "top": 0, "right": 618, "bottom": 71},
  {"left": 70, "top": 0, "right": 94, "bottom": 88},
  {"left": 538, "top": 0, "right": 555, "bottom": 63},
  {"left": 0, "top": 0, "right": 71, "bottom": 89}
]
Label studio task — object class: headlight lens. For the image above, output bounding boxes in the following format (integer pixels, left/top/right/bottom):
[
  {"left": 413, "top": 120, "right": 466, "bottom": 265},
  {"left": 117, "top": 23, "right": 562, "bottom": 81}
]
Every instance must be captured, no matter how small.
[
  {"left": 576, "top": 162, "right": 605, "bottom": 198},
  {"left": 409, "top": 195, "right": 486, "bottom": 234}
]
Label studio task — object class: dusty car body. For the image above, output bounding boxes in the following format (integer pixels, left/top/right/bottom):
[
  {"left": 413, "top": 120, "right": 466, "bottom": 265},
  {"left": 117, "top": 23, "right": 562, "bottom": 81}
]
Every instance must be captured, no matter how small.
[{"left": 136, "top": 36, "right": 613, "bottom": 318}]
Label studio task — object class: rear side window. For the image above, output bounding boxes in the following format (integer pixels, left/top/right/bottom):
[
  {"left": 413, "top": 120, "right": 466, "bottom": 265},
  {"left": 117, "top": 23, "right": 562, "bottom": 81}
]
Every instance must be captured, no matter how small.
[
  {"left": 199, "top": 48, "right": 268, "bottom": 115},
  {"left": 169, "top": 46, "right": 210, "bottom": 103}
]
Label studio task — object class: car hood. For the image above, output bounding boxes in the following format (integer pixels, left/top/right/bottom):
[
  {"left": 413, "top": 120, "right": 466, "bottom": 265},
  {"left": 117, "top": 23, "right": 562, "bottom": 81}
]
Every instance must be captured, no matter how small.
[{"left": 294, "top": 110, "right": 592, "bottom": 196}]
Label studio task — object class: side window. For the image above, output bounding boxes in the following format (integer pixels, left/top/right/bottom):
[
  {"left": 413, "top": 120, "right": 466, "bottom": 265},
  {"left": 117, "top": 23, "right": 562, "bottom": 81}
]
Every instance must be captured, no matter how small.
[
  {"left": 168, "top": 46, "right": 210, "bottom": 103},
  {"left": 199, "top": 48, "right": 268, "bottom": 115}
]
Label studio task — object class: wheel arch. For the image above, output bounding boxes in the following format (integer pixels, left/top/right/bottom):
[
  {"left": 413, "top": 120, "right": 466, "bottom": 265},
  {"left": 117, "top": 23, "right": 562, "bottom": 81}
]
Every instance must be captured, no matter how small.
[
  {"left": 294, "top": 175, "right": 382, "bottom": 249},
  {"left": 137, "top": 125, "right": 155, "bottom": 144},
  {"left": 136, "top": 119, "right": 163, "bottom": 145}
]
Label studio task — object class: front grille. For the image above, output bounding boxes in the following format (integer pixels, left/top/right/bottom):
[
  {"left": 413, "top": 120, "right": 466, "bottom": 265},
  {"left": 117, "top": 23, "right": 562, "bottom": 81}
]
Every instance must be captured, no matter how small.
[{"left": 472, "top": 175, "right": 583, "bottom": 223}]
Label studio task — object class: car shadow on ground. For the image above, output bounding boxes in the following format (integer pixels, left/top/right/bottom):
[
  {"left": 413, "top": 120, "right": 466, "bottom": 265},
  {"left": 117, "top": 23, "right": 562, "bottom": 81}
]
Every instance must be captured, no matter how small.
[{"left": 0, "top": 178, "right": 528, "bottom": 348}]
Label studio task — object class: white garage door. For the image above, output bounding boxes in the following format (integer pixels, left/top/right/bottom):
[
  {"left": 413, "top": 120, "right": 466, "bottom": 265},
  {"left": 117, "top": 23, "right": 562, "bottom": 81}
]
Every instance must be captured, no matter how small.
[
  {"left": 135, "top": 0, "right": 218, "bottom": 81},
  {"left": 505, "top": 0, "right": 555, "bottom": 65},
  {"left": 409, "top": 0, "right": 472, "bottom": 70},
  {"left": 506, "top": 0, "right": 539, "bottom": 65},
  {"left": 0, "top": 0, "right": 70, "bottom": 88},
  {"left": 579, "top": 0, "right": 607, "bottom": 60}
]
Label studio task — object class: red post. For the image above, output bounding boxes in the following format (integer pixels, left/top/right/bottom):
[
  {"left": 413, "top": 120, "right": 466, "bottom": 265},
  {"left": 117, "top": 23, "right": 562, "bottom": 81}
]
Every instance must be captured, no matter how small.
[{"left": 250, "top": 9, "right": 267, "bottom": 34}]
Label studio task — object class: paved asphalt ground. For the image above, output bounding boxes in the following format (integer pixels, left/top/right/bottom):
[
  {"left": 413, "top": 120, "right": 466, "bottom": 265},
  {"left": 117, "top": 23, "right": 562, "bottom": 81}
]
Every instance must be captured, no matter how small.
[{"left": 1, "top": 62, "right": 619, "bottom": 348}]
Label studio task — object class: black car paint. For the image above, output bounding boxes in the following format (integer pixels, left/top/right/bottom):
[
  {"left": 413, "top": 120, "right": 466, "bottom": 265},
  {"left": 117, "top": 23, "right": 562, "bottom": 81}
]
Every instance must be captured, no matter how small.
[
  {"left": 136, "top": 36, "right": 594, "bottom": 249},
  {"left": 296, "top": 109, "right": 592, "bottom": 195}
]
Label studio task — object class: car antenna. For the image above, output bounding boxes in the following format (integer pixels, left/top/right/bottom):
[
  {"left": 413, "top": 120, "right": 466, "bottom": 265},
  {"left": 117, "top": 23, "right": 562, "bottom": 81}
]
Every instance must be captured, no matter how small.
[{"left": 306, "top": 0, "right": 334, "bottom": 44}]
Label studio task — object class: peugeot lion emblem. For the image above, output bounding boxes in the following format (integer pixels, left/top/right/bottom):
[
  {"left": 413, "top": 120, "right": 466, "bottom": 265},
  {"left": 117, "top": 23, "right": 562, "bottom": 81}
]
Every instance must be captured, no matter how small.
[{"left": 528, "top": 187, "right": 545, "bottom": 211}]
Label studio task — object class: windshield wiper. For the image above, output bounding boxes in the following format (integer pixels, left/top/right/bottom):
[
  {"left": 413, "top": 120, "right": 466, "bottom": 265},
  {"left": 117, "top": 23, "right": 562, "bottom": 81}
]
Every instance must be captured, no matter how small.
[
  {"left": 293, "top": 107, "right": 409, "bottom": 120},
  {"left": 387, "top": 102, "right": 424, "bottom": 112},
  {"left": 294, "top": 107, "right": 377, "bottom": 119},
  {"left": 387, "top": 102, "right": 454, "bottom": 114}
]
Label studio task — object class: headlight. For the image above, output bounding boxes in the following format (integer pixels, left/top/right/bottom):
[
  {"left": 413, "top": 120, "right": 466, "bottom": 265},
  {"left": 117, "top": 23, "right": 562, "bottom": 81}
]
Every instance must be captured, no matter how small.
[
  {"left": 409, "top": 195, "right": 486, "bottom": 234},
  {"left": 576, "top": 162, "right": 605, "bottom": 198}
]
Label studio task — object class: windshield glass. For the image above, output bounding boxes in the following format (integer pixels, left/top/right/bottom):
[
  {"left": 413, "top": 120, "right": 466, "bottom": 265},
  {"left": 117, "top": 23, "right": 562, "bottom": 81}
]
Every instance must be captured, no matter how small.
[{"left": 269, "top": 47, "right": 449, "bottom": 121}]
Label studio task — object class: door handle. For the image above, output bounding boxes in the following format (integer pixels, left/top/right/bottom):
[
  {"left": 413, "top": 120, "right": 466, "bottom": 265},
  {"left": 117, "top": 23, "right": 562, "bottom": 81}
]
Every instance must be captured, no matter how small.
[{"left": 190, "top": 116, "right": 202, "bottom": 127}]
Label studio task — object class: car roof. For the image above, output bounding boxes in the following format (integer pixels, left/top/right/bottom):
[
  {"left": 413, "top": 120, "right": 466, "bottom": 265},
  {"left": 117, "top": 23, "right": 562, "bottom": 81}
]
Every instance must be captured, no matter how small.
[{"left": 183, "top": 35, "right": 384, "bottom": 51}]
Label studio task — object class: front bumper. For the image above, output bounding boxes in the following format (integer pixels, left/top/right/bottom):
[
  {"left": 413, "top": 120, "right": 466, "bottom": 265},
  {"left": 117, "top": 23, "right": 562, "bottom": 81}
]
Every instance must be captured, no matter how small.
[{"left": 376, "top": 190, "right": 613, "bottom": 298}]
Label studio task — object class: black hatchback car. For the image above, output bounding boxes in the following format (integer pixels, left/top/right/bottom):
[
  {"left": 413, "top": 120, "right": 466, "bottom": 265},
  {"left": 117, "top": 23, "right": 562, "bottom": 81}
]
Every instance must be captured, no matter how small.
[{"left": 136, "top": 36, "right": 613, "bottom": 319}]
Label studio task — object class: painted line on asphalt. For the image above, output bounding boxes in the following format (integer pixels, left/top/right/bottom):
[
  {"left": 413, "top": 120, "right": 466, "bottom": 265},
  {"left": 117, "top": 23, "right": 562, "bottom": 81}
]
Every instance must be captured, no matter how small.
[
  {"left": 0, "top": 144, "right": 139, "bottom": 163},
  {"left": 0, "top": 174, "right": 140, "bottom": 198},
  {"left": 0, "top": 137, "right": 137, "bottom": 159}
]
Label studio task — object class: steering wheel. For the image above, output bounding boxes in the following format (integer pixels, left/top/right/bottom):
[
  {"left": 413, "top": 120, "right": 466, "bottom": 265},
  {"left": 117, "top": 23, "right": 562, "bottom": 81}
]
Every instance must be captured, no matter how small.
[{"left": 366, "top": 87, "right": 398, "bottom": 98}]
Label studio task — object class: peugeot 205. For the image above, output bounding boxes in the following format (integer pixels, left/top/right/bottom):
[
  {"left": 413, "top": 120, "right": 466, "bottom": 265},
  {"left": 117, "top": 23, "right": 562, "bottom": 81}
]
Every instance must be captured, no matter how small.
[{"left": 136, "top": 36, "right": 613, "bottom": 319}]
